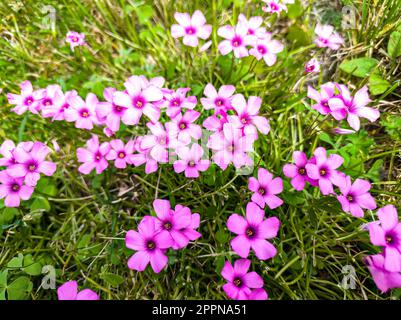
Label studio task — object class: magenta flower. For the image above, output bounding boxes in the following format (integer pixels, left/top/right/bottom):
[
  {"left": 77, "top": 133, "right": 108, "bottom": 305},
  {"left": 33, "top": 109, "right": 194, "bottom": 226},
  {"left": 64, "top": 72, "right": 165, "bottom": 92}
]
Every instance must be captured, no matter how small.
[
  {"left": 131, "top": 136, "right": 159, "bottom": 174},
  {"left": 106, "top": 139, "right": 135, "bottom": 169},
  {"left": 0, "top": 171, "right": 34, "bottom": 207},
  {"left": 237, "top": 14, "right": 268, "bottom": 39},
  {"left": 152, "top": 199, "right": 201, "bottom": 249},
  {"left": 173, "top": 144, "right": 210, "bottom": 178},
  {"left": 7, "top": 80, "right": 45, "bottom": 115},
  {"left": 307, "top": 82, "right": 336, "bottom": 115},
  {"left": 247, "top": 288, "right": 268, "bottom": 300},
  {"left": 66, "top": 31, "right": 86, "bottom": 51},
  {"left": 125, "top": 216, "right": 173, "bottom": 273},
  {"left": 221, "top": 259, "right": 264, "bottom": 300},
  {"left": 171, "top": 11, "right": 212, "bottom": 47},
  {"left": 7, "top": 142, "right": 57, "bottom": 187},
  {"left": 39, "top": 85, "right": 63, "bottom": 110},
  {"left": 207, "top": 123, "right": 255, "bottom": 170},
  {"left": 314, "top": 24, "right": 344, "bottom": 50},
  {"left": 262, "top": 0, "right": 288, "bottom": 14},
  {"left": 364, "top": 254, "right": 401, "bottom": 293},
  {"left": 217, "top": 23, "right": 256, "bottom": 58},
  {"left": 41, "top": 89, "right": 78, "bottom": 121},
  {"left": 200, "top": 84, "right": 236, "bottom": 115},
  {"left": 248, "top": 168, "right": 283, "bottom": 209},
  {"left": 57, "top": 280, "right": 99, "bottom": 300},
  {"left": 249, "top": 36, "right": 284, "bottom": 66},
  {"left": 228, "top": 202, "right": 280, "bottom": 260},
  {"left": 113, "top": 75, "right": 163, "bottom": 125},
  {"left": 305, "top": 147, "right": 345, "bottom": 195},
  {"left": 368, "top": 205, "right": 401, "bottom": 272},
  {"left": 160, "top": 88, "right": 197, "bottom": 119},
  {"left": 0, "top": 140, "right": 33, "bottom": 167},
  {"left": 305, "top": 58, "right": 321, "bottom": 73},
  {"left": 166, "top": 110, "right": 202, "bottom": 145},
  {"left": 76, "top": 135, "right": 110, "bottom": 174},
  {"left": 283, "top": 151, "right": 318, "bottom": 191},
  {"left": 64, "top": 93, "right": 100, "bottom": 130},
  {"left": 228, "top": 94, "right": 270, "bottom": 136},
  {"left": 337, "top": 176, "right": 376, "bottom": 217},
  {"left": 203, "top": 113, "right": 229, "bottom": 132},
  {"left": 328, "top": 85, "right": 380, "bottom": 131}
]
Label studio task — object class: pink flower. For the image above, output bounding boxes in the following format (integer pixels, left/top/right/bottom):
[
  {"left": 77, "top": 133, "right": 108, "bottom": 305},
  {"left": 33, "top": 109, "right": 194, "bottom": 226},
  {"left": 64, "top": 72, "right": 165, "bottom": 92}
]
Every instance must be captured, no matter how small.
[
  {"left": 221, "top": 259, "right": 264, "bottom": 300},
  {"left": 166, "top": 110, "right": 202, "bottom": 145},
  {"left": 64, "top": 93, "right": 100, "bottom": 130},
  {"left": 305, "top": 58, "right": 321, "bottom": 73},
  {"left": 199, "top": 40, "right": 212, "bottom": 52},
  {"left": 249, "top": 36, "right": 284, "bottom": 66},
  {"left": 328, "top": 85, "right": 380, "bottom": 131},
  {"left": 57, "top": 280, "right": 99, "bottom": 300},
  {"left": 248, "top": 168, "right": 283, "bottom": 209},
  {"left": 0, "top": 171, "right": 34, "bottom": 207},
  {"left": 262, "top": 0, "right": 287, "bottom": 14},
  {"left": 237, "top": 14, "right": 268, "bottom": 39},
  {"left": 171, "top": 11, "right": 212, "bottom": 47},
  {"left": 207, "top": 123, "right": 255, "bottom": 170},
  {"left": 314, "top": 24, "right": 344, "bottom": 50},
  {"left": 160, "top": 88, "right": 197, "bottom": 119},
  {"left": 7, "top": 81, "right": 45, "bottom": 115},
  {"left": 76, "top": 135, "right": 110, "bottom": 174},
  {"left": 247, "top": 288, "right": 268, "bottom": 300},
  {"left": 66, "top": 31, "right": 86, "bottom": 51},
  {"left": 152, "top": 199, "right": 201, "bottom": 249},
  {"left": 125, "top": 216, "right": 173, "bottom": 273},
  {"left": 364, "top": 254, "right": 401, "bottom": 293},
  {"left": 130, "top": 136, "right": 159, "bottom": 174},
  {"left": 337, "top": 176, "right": 376, "bottom": 217},
  {"left": 283, "top": 151, "right": 318, "bottom": 191},
  {"left": 0, "top": 140, "right": 33, "bottom": 167},
  {"left": 39, "top": 85, "right": 63, "bottom": 110},
  {"left": 41, "top": 89, "right": 78, "bottom": 121},
  {"left": 305, "top": 147, "right": 345, "bottom": 195},
  {"left": 333, "top": 128, "right": 356, "bottom": 135},
  {"left": 7, "top": 142, "right": 57, "bottom": 187},
  {"left": 228, "top": 202, "right": 280, "bottom": 260},
  {"left": 203, "top": 114, "right": 229, "bottom": 132},
  {"left": 173, "top": 144, "right": 210, "bottom": 178},
  {"left": 217, "top": 23, "right": 256, "bottom": 58},
  {"left": 307, "top": 82, "right": 336, "bottom": 115},
  {"left": 228, "top": 94, "right": 270, "bottom": 137},
  {"left": 200, "top": 84, "right": 236, "bottom": 115},
  {"left": 368, "top": 205, "right": 401, "bottom": 272},
  {"left": 113, "top": 76, "right": 163, "bottom": 125},
  {"left": 106, "top": 139, "right": 135, "bottom": 169}
]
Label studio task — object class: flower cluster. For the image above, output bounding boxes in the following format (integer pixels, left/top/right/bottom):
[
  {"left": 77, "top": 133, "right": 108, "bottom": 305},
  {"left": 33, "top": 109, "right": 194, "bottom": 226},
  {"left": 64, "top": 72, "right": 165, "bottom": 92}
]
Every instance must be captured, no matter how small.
[
  {"left": 307, "top": 83, "right": 380, "bottom": 132},
  {"left": 0, "top": 140, "right": 57, "bottom": 207},
  {"left": 261, "top": 0, "right": 294, "bottom": 14},
  {"left": 125, "top": 199, "right": 201, "bottom": 273},
  {"left": 314, "top": 24, "right": 344, "bottom": 50}
]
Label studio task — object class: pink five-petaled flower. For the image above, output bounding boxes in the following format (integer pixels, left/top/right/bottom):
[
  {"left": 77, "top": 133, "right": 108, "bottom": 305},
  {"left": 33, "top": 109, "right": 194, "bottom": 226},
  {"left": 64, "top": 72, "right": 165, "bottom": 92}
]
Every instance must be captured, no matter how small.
[
  {"left": 0, "top": 171, "right": 34, "bottom": 207},
  {"left": 64, "top": 93, "right": 99, "bottom": 130},
  {"left": 7, "top": 142, "right": 57, "bottom": 187},
  {"left": 76, "top": 135, "right": 110, "bottom": 175},
  {"left": 106, "top": 139, "right": 135, "bottom": 169},
  {"left": 66, "top": 31, "right": 86, "bottom": 51},
  {"left": 305, "top": 147, "right": 345, "bottom": 195},
  {"left": 283, "top": 151, "right": 318, "bottom": 191},
  {"left": 41, "top": 89, "right": 78, "bottom": 121},
  {"left": 217, "top": 23, "right": 256, "bottom": 58},
  {"left": 130, "top": 136, "right": 159, "bottom": 174},
  {"left": 173, "top": 144, "right": 210, "bottom": 178},
  {"left": 0, "top": 140, "right": 33, "bottom": 167},
  {"left": 248, "top": 168, "right": 283, "bottom": 209},
  {"left": 305, "top": 58, "right": 321, "bottom": 73},
  {"left": 368, "top": 205, "right": 401, "bottom": 272},
  {"left": 171, "top": 11, "right": 212, "bottom": 47},
  {"left": 314, "top": 24, "right": 344, "bottom": 50},
  {"left": 57, "top": 280, "right": 98, "bottom": 300},
  {"left": 113, "top": 75, "right": 163, "bottom": 125},
  {"left": 364, "top": 254, "right": 401, "bottom": 293},
  {"left": 262, "top": 0, "right": 288, "bottom": 14},
  {"left": 160, "top": 88, "right": 197, "bottom": 119},
  {"left": 125, "top": 215, "right": 173, "bottom": 273},
  {"left": 207, "top": 123, "right": 255, "bottom": 170},
  {"left": 166, "top": 110, "right": 202, "bottom": 145},
  {"left": 7, "top": 80, "right": 45, "bottom": 115},
  {"left": 200, "top": 84, "right": 236, "bottom": 115},
  {"left": 227, "top": 201, "right": 280, "bottom": 260},
  {"left": 307, "top": 82, "right": 336, "bottom": 115},
  {"left": 228, "top": 94, "right": 270, "bottom": 137},
  {"left": 221, "top": 259, "right": 264, "bottom": 300},
  {"left": 237, "top": 14, "right": 268, "bottom": 39},
  {"left": 249, "top": 36, "right": 284, "bottom": 66},
  {"left": 337, "top": 176, "right": 376, "bottom": 217},
  {"left": 57, "top": 280, "right": 99, "bottom": 300},
  {"left": 152, "top": 199, "right": 201, "bottom": 250},
  {"left": 328, "top": 85, "right": 380, "bottom": 131}
]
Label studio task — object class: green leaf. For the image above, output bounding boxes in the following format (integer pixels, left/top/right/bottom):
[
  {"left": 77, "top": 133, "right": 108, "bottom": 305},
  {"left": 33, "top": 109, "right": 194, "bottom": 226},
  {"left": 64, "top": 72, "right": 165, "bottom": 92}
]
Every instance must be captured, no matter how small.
[
  {"left": 215, "top": 228, "right": 229, "bottom": 244},
  {"left": 30, "top": 197, "right": 51, "bottom": 212},
  {"left": 369, "top": 74, "right": 390, "bottom": 95},
  {"left": 23, "top": 255, "right": 42, "bottom": 276},
  {"left": 287, "top": 0, "right": 303, "bottom": 19},
  {"left": 100, "top": 273, "right": 124, "bottom": 286},
  {"left": 0, "top": 269, "right": 8, "bottom": 287},
  {"left": 0, "top": 207, "right": 18, "bottom": 224},
  {"left": 36, "top": 178, "right": 58, "bottom": 196},
  {"left": 365, "top": 159, "right": 384, "bottom": 182},
  {"left": 339, "top": 58, "right": 379, "bottom": 77},
  {"left": 7, "top": 276, "right": 33, "bottom": 300},
  {"left": 286, "top": 25, "right": 311, "bottom": 47},
  {"left": 388, "top": 31, "right": 401, "bottom": 58},
  {"left": 7, "top": 253, "right": 24, "bottom": 269},
  {"left": 135, "top": 5, "right": 154, "bottom": 25}
]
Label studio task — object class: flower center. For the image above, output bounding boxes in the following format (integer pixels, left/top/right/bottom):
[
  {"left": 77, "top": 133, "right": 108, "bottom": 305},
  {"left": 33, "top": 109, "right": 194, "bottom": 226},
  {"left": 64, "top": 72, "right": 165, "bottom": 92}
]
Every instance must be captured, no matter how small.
[
  {"left": 24, "top": 96, "right": 34, "bottom": 106},
  {"left": 347, "top": 195, "right": 354, "bottom": 202},
  {"left": 257, "top": 45, "right": 267, "bottom": 54},
  {"left": 306, "top": 65, "right": 314, "bottom": 72},
  {"left": 322, "top": 101, "right": 329, "bottom": 107},
  {"left": 80, "top": 109, "right": 89, "bottom": 118},
  {"left": 233, "top": 278, "right": 242, "bottom": 287},
  {"left": 215, "top": 98, "right": 224, "bottom": 106},
  {"left": 72, "top": 37, "right": 78, "bottom": 42},
  {"left": 247, "top": 29, "right": 255, "bottom": 35},
  {"left": 319, "top": 168, "right": 327, "bottom": 176},
  {"left": 163, "top": 221, "right": 172, "bottom": 231},
  {"left": 231, "top": 36, "right": 242, "bottom": 47},
  {"left": 133, "top": 97, "right": 146, "bottom": 109},
  {"left": 28, "top": 164, "right": 36, "bottom": 172},
  {"left": 386, "top": 235, "right": 394, "bottom": 244},
  {"left": 271, "top": 3, "right": 279, "bottom": 10},
  {"left": 118, "top": 152, "right": 125, "bottom": 159},
  {"left": 227, "top": 144, "right": 235, "bottom": 152},
  {"left": 62, "top": 103, "right": 70, "bottom": 110},
  {"left": 43, "top": 98, "right": 52, "bottom": 106},
  {"left": 246, "top": 227, "right": 256, "bottom": 238},
  {"left": 188, "top": 160, "right": 196, "bottom": 167},
  {"left": 11, "top": 183, "right": 20, "bottom": 192},
  {"left": 298, "top": 167, "right": 306, "bottom": 175},
  {"left": 146, "top": 240, "right": 156, "bottom": 250},
  {"left": 114, "top": 104, "right": 124, "bottom": 113},
  {"left": 179, "top": 122, "right": 187, "bottom": 130},
  {"left": 258, "top": 187, "right": 266, "bottom": 195},
  {"left": 185, "top": 26, "right": 196, "bottom": 35},
  {"left": 241, "top": 117, "right": 249, "bottom": 124},
  {"left": 95, "top": 152, "right": 101, "bottom": 161}
]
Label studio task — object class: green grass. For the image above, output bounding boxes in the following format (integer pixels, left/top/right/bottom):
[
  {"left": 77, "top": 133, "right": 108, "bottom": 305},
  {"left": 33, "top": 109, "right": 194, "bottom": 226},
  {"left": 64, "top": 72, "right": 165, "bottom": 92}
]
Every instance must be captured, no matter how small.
[{"left": 0, "top": 0, "right": 401, "bottom": 300}]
